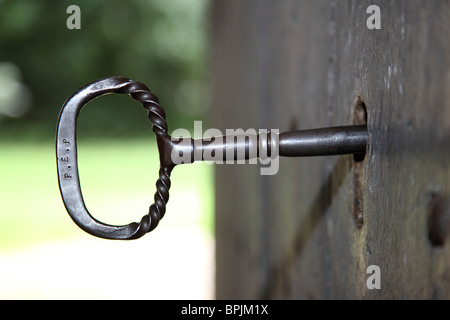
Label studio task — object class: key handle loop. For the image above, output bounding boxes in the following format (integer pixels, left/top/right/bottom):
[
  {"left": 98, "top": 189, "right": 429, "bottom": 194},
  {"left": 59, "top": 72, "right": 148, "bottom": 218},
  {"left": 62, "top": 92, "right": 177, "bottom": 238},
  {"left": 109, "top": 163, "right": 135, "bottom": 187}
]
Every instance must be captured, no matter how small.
[{"left": 56, "top": 77, "right": 172, "bottom": 240}]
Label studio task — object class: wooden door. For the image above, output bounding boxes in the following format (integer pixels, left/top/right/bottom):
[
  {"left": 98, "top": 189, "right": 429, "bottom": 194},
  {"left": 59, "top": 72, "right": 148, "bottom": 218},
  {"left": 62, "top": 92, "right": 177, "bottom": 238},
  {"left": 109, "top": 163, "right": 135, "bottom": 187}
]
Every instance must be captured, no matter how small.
[{"left": 213, "top": 0, "right": 450, "bottom": 299}]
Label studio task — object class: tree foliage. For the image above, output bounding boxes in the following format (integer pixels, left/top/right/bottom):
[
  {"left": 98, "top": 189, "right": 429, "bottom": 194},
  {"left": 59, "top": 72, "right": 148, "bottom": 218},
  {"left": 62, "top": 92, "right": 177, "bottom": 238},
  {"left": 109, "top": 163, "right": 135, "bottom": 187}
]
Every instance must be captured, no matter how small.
[{"left": 0, "top": 0, "right": 210, "bottom": 139}]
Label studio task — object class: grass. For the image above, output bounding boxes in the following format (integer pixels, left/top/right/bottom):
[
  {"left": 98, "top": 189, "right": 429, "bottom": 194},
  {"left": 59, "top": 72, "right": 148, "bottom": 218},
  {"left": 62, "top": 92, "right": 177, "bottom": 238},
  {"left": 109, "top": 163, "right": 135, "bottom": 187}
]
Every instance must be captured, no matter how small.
[{"left": 0, "top": 138, "right": 214, "bottom": 250}]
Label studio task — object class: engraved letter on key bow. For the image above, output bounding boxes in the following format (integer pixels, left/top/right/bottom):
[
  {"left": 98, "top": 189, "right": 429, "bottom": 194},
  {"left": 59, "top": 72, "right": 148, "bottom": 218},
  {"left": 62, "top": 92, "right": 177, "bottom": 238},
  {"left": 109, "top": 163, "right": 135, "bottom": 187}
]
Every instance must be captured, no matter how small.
[{"left": 63, "top": 173, "right": 72, "bottom": 180}]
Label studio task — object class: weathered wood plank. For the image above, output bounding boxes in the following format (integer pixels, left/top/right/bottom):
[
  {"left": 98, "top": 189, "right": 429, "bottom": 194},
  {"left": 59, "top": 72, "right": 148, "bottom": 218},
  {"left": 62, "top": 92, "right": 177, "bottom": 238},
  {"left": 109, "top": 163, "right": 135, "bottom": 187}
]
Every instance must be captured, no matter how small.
[{"left": 213, "top": 0, "right": 450, "bottom": 299}]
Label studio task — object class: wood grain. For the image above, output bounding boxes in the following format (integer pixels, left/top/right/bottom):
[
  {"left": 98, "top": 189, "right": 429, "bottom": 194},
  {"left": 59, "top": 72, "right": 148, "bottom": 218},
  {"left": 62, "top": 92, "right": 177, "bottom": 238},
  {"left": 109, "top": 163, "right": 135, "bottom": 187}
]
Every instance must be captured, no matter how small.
[{"left": 213, "top": 0, "right": 450, "bottom": 299}]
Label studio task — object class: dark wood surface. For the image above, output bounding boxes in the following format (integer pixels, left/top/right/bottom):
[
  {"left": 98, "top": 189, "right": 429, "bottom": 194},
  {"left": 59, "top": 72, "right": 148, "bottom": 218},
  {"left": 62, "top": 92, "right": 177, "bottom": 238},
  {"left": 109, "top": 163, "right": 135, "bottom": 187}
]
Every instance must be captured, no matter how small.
[{"left": 213, "top": 0, "right": 450, "bottom": 299}]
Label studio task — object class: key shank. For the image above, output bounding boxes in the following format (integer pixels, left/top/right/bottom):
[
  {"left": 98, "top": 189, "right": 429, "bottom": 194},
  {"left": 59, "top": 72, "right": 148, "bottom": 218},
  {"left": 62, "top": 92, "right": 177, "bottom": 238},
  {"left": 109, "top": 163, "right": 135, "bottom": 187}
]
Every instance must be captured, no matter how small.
[{"left": 163, "top": 125, "right": 367, "bottom": 166}]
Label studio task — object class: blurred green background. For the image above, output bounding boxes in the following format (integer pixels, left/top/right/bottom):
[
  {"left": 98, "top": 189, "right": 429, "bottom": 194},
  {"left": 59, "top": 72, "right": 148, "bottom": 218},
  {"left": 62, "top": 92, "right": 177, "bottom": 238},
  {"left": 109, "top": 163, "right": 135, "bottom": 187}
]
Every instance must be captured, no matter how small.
[{"left": 0, "top": 0, "right": 213, "bottom": 251}]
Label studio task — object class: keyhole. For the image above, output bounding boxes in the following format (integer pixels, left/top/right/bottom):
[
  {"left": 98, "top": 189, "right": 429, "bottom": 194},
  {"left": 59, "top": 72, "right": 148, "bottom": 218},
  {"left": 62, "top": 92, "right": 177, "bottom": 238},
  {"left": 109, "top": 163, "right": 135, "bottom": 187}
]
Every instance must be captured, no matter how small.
[{"left": 352, "top": 97, "right": 367, "bottom": 228}]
